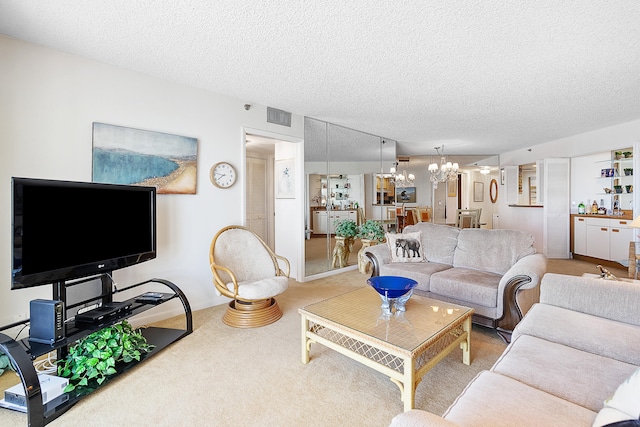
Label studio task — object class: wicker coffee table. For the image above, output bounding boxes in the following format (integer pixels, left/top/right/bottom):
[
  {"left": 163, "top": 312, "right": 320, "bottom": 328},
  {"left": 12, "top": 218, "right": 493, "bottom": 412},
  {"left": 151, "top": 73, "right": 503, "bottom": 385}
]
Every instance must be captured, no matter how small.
[{"left": 299, "top": 287, "right": 473, "bottom": 411}]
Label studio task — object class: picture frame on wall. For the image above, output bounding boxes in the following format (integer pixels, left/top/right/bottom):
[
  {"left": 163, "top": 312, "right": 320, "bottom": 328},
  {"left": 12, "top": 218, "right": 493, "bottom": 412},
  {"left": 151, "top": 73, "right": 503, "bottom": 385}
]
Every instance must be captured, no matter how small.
[
  {"left": 275, "top": 158, "right": 295, "bottom": 198},
  {"left": 473, "top": 181, "right": 484, "bottom": 202},
  {"left": 447, "top": 179, "right": 457, "bottom": 197},
  {"left": 92, "top": 122, "right": 198, "bottom": 194},
  {"left": 396, "top": 187, "right": 416, "bottom": 203}
]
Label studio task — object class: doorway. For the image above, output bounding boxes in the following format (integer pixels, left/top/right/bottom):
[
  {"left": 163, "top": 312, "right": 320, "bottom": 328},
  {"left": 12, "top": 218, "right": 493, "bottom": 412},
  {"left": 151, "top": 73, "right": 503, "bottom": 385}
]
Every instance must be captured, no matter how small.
[{"left": 245, "top": 134, "right": 278, "bottom": 249}]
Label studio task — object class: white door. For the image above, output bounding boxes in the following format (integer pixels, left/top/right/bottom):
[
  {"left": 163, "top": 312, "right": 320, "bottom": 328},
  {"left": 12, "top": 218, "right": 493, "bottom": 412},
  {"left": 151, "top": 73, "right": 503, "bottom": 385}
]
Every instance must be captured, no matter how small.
[
  {"left": 543, "top": 158, "right": 570, "bottom": 258},
  {"left": 246, "top": 157, "right": 269, "bottom": 244}
]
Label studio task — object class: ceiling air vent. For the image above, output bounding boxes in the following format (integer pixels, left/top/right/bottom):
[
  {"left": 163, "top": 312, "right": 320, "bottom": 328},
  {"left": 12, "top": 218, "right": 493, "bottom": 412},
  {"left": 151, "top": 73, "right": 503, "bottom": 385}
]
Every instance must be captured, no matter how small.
[{"left": 267, "top": 107, "right": 292, "bottom": 127}]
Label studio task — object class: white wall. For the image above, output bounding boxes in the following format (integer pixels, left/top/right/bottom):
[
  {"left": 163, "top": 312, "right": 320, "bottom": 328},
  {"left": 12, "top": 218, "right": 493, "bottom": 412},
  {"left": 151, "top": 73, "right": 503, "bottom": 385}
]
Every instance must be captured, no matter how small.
[
  {"left": 496, "top": 119, "right": 640, "bottom": 255},
  {"left": 0, "top": 36, "right": 304, "bottom": 327}
]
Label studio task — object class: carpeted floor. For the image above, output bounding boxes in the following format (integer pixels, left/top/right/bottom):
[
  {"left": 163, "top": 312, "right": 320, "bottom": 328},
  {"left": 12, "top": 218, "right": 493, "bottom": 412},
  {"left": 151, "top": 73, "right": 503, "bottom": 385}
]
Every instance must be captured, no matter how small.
[{"left": 0, "top": 258, "right": 628, "bottom": 426}]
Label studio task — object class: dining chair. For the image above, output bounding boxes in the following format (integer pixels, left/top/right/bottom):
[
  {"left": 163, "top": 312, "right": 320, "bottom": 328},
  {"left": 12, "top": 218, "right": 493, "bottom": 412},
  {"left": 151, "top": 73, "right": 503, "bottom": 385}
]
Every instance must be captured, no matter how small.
[{"left": 455, "top": 209, "right": 479, "bottom": 228}]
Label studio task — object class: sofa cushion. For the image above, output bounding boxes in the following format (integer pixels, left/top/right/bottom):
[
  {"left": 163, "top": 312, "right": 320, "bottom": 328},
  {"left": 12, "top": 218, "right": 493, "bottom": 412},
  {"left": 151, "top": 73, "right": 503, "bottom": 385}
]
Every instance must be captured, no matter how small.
[
  {"left": 443, "top": 371, "right": 596, "bottom": 426},
  {"left": 540, "top": 273, "right": 640, "bottom": 327},
  {"left": 403, "top": 223, "right": 460, "bottom": 265},
  {"left": 379, "top": 262, "right": 451, "bottom": 292},
  {"left": 452, "top": 228, "right": 535, "bottom": 274},
  {"left": 386, "top": 231, "right": 424, "bottom": 262},
  {"left": 492, "top": 334, "right": 637, "bottom": 412},
  {"left": 429, "top": 268, "right": 501, "bottom": 308},
  {"left": 513, "top": 303, "right": 640, "bottom": 366},
  {"left": 593, "top": 368, "right": 640, "bottom": 427}
]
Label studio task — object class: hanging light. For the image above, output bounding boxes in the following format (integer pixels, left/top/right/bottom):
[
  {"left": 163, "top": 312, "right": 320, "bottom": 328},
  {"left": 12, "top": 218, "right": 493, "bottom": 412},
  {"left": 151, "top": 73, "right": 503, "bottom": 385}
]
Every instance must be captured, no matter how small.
[
  {"left": 428, "top": 145, "right": 459, "bottom": 188},
  {"left": 390, "top": 162, "right": 415, "bottom": 187}
]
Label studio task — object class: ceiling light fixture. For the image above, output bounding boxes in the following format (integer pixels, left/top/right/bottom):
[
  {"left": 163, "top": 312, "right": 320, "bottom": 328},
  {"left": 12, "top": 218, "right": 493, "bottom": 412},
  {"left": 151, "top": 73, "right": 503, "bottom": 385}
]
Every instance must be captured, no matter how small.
[
  {"left": 428, "top": 145, "right": 459, "bottom": 188},
  {"left": 390, "top": 162, "right": 415, "bottom": 187}
]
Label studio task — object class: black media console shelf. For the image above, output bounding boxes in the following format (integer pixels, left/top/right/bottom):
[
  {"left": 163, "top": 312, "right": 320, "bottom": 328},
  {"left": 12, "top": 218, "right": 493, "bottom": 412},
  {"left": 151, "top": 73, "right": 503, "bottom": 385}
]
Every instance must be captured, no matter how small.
[{"left": 0, "top": 275, "right": 192, "bottom": 427}]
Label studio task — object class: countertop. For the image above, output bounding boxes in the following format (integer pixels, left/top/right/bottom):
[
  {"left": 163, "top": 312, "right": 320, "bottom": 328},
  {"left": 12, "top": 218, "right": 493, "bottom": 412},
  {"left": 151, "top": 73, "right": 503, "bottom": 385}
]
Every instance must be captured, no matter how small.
[{"left": 571, "top": 212, "right": 633, "bottom": 220}]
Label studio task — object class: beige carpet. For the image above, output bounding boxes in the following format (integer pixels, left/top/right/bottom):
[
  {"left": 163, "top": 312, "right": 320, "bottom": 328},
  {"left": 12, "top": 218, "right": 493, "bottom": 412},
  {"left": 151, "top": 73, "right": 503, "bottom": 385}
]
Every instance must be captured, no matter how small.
[{"left": 0, "top": 259, "right": 627, "bottom": 426}]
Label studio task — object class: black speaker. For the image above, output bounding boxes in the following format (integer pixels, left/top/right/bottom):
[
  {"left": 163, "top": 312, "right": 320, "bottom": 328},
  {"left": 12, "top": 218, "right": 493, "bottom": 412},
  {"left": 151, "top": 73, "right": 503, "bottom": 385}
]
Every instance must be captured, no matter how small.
[{"left": 29, "top": 299, "right": 65, "bottom": 344}]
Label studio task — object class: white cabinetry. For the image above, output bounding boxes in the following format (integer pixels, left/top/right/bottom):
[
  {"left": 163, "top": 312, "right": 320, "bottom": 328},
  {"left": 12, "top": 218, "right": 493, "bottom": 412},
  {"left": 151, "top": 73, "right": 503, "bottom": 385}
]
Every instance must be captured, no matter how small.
[
  {"left": 574, "top": 216, "right": 633, "bottom": 262},
  {"left": 609, "top": 218, "right": 634, "bottom": 262},
  {"left": 313, "top": 211, "right": 328, "bottom": 234},
  {"left": 586, "top": 218, "right": 611, "bottom": 260},
  {"left": 573, "top": 217, "right": 587, "bottom": 255},
  {"left": 313, "top": 210, "right": 357, "bottom": 235}
]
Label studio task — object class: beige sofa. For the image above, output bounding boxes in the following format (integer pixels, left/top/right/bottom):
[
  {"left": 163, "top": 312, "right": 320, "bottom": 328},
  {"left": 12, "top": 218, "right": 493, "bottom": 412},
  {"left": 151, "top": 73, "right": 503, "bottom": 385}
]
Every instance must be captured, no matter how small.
[
  {"left": 389, "top": 273, "right": 640, "bottom": 426},
  {"left": 364, "top": 222, "right": 547, "bottom": 341}
]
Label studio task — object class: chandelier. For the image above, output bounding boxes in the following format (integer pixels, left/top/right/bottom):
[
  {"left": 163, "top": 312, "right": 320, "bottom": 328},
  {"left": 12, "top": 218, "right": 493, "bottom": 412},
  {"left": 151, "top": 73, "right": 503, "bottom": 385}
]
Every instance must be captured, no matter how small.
[
  {"left": 390, "top": 162, "right": 415, "bottom": 187},
  {"left": 428, "top": 145, "right": 459, "bottom": 188}
]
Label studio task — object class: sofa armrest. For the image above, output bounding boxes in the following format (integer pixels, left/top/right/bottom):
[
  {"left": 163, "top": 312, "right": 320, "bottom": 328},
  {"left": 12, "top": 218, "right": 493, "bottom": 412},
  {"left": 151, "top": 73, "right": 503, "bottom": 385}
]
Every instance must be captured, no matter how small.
[
  {"left": 364, "top": 243, "right": 390, "bottom": 277},
  {"left": 539, "top": 273, "right": 640, "bottom": 326},
  {"left": 389, "top": 410, "right": 460, "bottom": 427},
  {"left": 495, "top": 253, "right": 547, "bottom": 340}
]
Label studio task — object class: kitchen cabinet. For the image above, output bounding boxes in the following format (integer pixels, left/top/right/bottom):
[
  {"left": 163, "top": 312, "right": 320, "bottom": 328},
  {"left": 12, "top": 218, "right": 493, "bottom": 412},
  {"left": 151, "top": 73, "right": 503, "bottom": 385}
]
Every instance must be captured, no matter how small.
[
  {"left": 573, "top": 216, "right": 587, "bottom": 255},
  {"left": 586, "top": 218, "right": 611, "bottom": 260},
  {"left": 374, "top": 174, "right": 395, "bottom": 205},
  {"left": 313, "top": 210, "right": 328, "bottom": 234},
  {"left": 573, "top": 216, "right": 633, "bottom": 262},
  {"left": 312, "top": 209, "right": 357, "bottom": 235},
  {"left": 609, "top": 218, "right": 634, "bottom": 261}
]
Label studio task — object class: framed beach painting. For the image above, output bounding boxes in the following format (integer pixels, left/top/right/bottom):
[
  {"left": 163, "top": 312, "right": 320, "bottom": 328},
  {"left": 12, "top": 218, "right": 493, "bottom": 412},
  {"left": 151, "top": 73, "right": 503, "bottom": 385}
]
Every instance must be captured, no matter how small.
[
  {"left": 92, "top": 123, "right": 198, "bottom": 194},
  {"left": 275, "top": 158, "right": 295, "bottom": 198}
]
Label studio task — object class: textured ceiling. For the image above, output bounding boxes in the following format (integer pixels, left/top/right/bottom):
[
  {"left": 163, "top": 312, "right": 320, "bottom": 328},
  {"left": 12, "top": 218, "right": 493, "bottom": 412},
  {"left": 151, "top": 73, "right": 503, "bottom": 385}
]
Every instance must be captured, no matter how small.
[{"left": 1, "top": 1, "right": 640, "bottom": 156}]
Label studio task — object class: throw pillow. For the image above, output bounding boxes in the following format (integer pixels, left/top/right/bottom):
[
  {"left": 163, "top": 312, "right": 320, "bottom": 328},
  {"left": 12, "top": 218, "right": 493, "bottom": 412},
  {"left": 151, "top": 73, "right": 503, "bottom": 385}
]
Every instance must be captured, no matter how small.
[
  {"left": 593, "top": 368, "right": 640, "bottom": 427},
  {"left": 386, "top": 232, "right": 424, "bottom": 263}
]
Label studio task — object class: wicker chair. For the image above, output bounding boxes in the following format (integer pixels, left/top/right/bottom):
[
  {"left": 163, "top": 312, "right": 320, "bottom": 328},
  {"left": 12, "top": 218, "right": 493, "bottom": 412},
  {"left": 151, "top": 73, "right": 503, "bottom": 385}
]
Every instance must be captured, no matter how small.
[{"left": 209, "top": 225, "right": 290, "bottom": 328}]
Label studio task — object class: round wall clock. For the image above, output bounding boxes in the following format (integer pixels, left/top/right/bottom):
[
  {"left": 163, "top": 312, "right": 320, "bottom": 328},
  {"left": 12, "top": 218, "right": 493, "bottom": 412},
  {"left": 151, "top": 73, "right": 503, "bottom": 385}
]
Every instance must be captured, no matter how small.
[{"left": 210, "top": 162, "right": 237, "bottom": 188}]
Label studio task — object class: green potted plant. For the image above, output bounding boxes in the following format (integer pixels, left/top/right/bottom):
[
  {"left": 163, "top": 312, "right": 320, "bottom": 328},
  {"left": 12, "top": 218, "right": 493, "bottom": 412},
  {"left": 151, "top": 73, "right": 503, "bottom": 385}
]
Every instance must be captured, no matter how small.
[
  {"left": 57, "top": 319, "right": 154, "bottom": 392},
  {"left": 334, "top": 218, "right": 358, "bottom": 239},
  {"left": 332, "top": 218, "right": 358, "bottom": 268},
  {"left": 356, "top": 219, "right": 386, "bottom": 242},
  {"left": 356, "top": 220, "right": 386, "bottom": 274},
  {"left": 623, "top": 151, "right": 633, "bottom": 158},
  {"left": 0, "top": 350, "right": 14, "bottom": 376}
]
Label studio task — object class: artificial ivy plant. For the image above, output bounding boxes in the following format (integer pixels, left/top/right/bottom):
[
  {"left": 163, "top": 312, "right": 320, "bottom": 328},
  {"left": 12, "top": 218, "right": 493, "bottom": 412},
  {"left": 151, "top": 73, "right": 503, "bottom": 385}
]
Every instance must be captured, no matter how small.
[
  {"left": 0, "top": 350, "right": 14, "bottom": 376},
  {"left": 334, "top": 218, "right": 358, "bottom": 238},
  {"left": 57, "top": 319, "right": 154, "bottom": 392},
  {"left": 356, "top": 219, "right": 386, "bottom": 242}
]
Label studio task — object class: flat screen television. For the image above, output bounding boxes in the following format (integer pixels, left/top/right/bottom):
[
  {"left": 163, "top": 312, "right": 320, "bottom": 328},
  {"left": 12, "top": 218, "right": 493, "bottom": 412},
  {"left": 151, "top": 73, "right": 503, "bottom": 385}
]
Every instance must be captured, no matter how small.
[{"left": 11, "top": 177, "right": 157, "bottom": 289}]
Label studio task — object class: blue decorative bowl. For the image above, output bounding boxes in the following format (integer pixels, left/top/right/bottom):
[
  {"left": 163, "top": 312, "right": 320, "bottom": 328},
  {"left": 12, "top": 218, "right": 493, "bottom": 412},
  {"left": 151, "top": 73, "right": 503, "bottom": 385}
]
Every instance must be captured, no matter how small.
[{"left": 367, "top": 276, "right": 418, "bottom": 299}]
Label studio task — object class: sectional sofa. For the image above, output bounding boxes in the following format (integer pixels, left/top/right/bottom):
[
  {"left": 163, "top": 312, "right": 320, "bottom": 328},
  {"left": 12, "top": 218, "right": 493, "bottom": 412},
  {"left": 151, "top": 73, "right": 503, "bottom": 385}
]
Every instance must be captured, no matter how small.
[
  {"left": 389, "top": 273, "right": 640, "bottom": 427},
  {"left": 364, "top": 222, "right": 547, "bottom": 341}
]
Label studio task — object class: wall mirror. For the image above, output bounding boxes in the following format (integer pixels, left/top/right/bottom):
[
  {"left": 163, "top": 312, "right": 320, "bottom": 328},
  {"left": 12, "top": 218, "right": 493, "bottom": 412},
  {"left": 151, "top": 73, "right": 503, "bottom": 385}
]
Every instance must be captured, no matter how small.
[
  {"left": 304, "top": 118, "right": 395, "bottom": 277},
  {"left": 490, "top": 178, "right": 498, "bottom": 203}
]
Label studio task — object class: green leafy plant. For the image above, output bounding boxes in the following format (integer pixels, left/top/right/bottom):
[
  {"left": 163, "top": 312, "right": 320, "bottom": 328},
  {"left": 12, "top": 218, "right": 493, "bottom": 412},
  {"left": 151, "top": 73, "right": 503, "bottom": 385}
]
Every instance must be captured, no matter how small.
[
  {"left": 356, "top": 219, "right": 386, "bottom": 242},
  {"left": 623, "top": 151, "right": 633, "bottom": 158},
  {"left": 58, "top": 320, "right": 154, "bottom": 392},
  {"left": 0, "top": 350, "right": 15, "bottom": 376},
  {"left": 334, "top": 218, "right": 358, "bottom": 238}
]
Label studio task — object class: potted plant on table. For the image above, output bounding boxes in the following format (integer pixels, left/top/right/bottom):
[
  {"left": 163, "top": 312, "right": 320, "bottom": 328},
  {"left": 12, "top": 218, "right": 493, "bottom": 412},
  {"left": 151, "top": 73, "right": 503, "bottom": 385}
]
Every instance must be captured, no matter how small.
[
  {"left": 332, "top": 218, "right": 358, "bottom": 268},
  {"left": 356, "top": 220, "right": 386, "bottom": 274}
]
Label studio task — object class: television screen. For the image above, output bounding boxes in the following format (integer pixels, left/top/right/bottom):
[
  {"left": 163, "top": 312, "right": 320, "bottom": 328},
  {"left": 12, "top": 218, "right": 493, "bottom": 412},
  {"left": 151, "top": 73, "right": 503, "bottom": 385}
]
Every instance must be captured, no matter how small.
[{"left": 12, "top": 177, "right": 156, "bottom": 289}]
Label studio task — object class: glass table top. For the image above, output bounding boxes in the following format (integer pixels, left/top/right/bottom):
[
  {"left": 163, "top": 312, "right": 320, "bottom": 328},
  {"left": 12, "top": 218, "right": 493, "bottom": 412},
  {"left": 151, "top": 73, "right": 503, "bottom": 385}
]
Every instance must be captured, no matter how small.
[{"left": 300, "top": 287, "right": 473, "bottom": 352}]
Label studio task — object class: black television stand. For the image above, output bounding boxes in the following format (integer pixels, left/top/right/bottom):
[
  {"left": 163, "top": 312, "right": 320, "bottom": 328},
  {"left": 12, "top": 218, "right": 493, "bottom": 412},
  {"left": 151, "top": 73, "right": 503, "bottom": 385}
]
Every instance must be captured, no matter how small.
[{"left": 0, "top": 274, "right": 192, "bottom": 427}]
